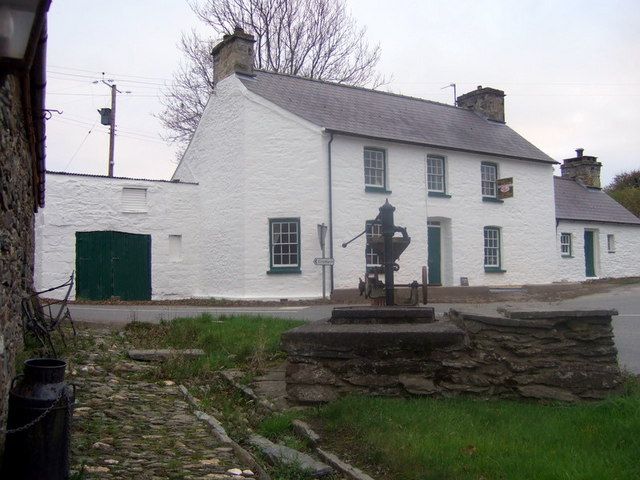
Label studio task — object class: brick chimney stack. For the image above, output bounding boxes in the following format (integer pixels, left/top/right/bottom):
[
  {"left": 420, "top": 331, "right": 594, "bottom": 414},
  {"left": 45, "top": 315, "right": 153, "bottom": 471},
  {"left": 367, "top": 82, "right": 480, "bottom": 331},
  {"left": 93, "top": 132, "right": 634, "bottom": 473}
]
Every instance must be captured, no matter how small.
[
  {"left": 456, "top": 85, "right": 506, "bottom": 123},
  {"left": 211, "top": 26, "right": 256, "bottom": 83},
  {"left": 560, "top": 148, "right": 603, "bottom": 188}
]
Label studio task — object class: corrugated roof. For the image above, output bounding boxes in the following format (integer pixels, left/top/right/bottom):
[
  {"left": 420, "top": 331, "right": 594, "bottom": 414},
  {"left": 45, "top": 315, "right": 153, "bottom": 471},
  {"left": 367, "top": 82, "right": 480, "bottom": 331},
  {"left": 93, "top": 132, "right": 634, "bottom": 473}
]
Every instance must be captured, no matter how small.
[
  {"left": 554, "top": 177, "right": 640, "bottom": 225},
  {"left": 240, "top": 70, "right": 555, "bottom": 163},
  {"left": 46, "top": 171, "right": 198, "bottom": 185}
]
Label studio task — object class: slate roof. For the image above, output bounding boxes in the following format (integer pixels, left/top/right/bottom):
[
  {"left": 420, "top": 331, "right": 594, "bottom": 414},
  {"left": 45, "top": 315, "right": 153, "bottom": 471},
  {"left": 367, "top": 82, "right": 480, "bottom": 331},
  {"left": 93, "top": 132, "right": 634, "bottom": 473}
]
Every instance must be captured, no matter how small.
[
  {"left": 239, "top": 70, "right": 555, "bottom": 164},
  {"left": 554, "top": 177, "right": 640, "bottom": 225}
]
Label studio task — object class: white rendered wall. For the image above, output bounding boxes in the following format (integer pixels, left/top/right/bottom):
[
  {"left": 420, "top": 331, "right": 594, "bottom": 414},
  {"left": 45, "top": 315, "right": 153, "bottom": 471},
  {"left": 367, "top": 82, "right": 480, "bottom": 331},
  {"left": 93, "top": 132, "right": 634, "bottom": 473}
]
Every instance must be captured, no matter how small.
[
  {"left": 330, "top": 136, "right": 558, "bottom": 288},
  {"left": 173, "top": 75, "right": 328, "bottom": 299},
  {"left": 35, "top": 173, "right": 201, "bottom": 300},
  {"left": 173, "top": 76, "right": 248, "bottom": 298},
  {"left": 427, "top": 150, "right": 557, "bottom": 286},
  {"left": 241, "top": 86, "right": 327, "bottom": 299},
  {"left": 555, "top": 221, "right": 640, "bottom": 281},
  {"left": 330, "top": 136, "right": 428, "bottom": 290}
]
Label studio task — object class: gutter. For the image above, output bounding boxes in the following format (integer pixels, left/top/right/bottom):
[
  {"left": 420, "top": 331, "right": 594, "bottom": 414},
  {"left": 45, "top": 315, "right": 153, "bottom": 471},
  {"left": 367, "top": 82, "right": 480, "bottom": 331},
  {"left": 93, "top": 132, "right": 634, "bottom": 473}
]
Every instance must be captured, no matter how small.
[
  {"left": 323, "top": 128, "right": 558, "bottom": 165},
  {"left": 327, "top": 132, "right": 335, "bottom": 294}
]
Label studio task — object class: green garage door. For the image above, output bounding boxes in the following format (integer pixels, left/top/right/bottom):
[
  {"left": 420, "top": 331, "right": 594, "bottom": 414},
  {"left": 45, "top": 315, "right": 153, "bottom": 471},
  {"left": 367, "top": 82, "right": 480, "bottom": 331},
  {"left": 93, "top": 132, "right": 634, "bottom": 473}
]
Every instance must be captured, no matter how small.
[{"left": 76, "top": 231, "right": 152, "bottom": 300}]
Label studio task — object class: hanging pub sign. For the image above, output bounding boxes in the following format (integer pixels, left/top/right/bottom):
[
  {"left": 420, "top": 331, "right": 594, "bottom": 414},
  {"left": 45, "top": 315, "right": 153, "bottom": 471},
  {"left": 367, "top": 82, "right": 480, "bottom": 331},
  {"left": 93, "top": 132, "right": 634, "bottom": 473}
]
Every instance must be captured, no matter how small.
[{"left": 497, "top": 177, "right": 514, "bottom": 199}]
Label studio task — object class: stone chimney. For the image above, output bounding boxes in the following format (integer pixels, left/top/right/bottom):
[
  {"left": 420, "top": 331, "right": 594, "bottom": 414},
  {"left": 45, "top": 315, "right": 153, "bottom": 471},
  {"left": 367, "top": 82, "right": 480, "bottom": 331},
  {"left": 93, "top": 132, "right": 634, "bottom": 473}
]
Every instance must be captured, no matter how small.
[
  {"left": 456, "top": 85, "right": 506, "bottom": 123},
  {"left": 211, "top": 26, "right": 256, "bottom": 83},
  {"left": 560, "top": 148, "right": 602, "bottom": 188}
]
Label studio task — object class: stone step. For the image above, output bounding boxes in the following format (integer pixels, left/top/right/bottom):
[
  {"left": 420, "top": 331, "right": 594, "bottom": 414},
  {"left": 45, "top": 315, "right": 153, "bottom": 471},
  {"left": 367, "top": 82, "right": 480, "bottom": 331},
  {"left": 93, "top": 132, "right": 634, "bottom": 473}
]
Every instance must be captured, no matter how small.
[
  {"left": 127, "top": 349, "right": 205, "bottom": 362},
  {"left": 247, "top": 434, "right": 333, "bottom": 477}
]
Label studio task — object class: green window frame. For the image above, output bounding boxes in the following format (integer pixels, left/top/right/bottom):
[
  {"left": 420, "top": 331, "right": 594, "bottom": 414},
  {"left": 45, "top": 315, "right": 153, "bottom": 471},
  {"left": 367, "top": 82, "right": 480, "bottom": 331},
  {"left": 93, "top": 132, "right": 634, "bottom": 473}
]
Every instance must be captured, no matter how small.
[
  {"left": 427, "top": 155, "right": 446, "bottom": 194},
  {"left": 364, "top": 147, "right": 386, "bottom": 190},
  {"left": 484, "top": 226, "right": 505, "bottom": 272},
  {"left": 560, "top": 232, "right": 572, "bottom": 257},
  {"left": 268, "top": 218, "right": 301, "bottom": 274},
  {"left": 481, "top": 162, "right": 498, "bottom": 198}
]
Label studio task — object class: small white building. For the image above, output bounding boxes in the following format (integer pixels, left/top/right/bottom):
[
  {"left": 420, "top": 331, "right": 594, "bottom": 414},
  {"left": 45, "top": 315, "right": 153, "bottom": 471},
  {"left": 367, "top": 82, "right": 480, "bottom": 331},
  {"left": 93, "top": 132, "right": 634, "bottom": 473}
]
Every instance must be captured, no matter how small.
[{"left": 34, "top": 29, "right": 640, "bottom": 300}]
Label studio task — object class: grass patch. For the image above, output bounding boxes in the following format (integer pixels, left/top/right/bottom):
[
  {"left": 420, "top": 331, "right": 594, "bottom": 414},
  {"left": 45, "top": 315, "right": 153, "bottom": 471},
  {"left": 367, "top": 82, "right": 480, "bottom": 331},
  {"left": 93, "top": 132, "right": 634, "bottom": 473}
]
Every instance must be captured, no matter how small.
[
  {"left": 125, "top": 314, "right": 304, "bottom": 380},
  {"left": 313, "top": 379, "right": 640, "bottom": 480}
]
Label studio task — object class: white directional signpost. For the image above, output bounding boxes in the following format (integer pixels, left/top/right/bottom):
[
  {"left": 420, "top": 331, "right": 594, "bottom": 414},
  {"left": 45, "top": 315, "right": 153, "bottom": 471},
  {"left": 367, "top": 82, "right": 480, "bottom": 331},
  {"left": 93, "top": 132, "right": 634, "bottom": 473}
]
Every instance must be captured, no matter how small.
[
  {"left": 316, "top": 223, "right": 332, "bottom": 299},
  {"left": 313, "top": 257, "right": 335, "bottom": 266}
]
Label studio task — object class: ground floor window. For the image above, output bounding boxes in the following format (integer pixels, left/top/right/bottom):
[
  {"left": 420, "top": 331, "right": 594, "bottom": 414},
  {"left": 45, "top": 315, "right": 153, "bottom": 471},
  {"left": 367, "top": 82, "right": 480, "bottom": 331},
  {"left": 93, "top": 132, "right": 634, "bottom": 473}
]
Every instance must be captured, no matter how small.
[
  {"left": 484, "top": 226, "right": 502, "bottom": 270},
  {"left": 365, "top": 220, "right": 382, "bottom": 270},
  {"left": 607, "top": 234, "right": 615, "bottom": 253},
  {"left": 560, "top": 232, "right": 572, "bottom": 257},
  {"left": 269, "top": 218, "right": 301, "bottom": 273}
]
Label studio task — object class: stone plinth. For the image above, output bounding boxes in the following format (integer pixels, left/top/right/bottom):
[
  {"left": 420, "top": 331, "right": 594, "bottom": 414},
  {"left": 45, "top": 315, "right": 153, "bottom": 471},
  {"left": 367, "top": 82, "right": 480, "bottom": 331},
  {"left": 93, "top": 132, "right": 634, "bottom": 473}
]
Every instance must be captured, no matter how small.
[
  {"left": 282, "top": 308, "right": 622, "bottom": 403},
  {"left": 329, "top": 306, "right": 435, "bottom": 324}
]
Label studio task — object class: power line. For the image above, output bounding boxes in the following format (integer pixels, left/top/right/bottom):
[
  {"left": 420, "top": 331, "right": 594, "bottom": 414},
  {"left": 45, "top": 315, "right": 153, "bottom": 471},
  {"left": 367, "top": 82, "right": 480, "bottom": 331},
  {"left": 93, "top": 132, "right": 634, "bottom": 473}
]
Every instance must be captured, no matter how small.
[
  {"left": 62, "top": 120, "right": 98, "bottom": 172},
  {"left": 48, "top": 92, "right": 159, "bottom": 97},
  {"left": 49, "top": 64, "right": 171, "bottom": 82},
  {"left": 48, "top": 69, "right": 169, "bottom": 87},
  {"left": 54, "top": 116, "right": 165, "bottom": 142}
]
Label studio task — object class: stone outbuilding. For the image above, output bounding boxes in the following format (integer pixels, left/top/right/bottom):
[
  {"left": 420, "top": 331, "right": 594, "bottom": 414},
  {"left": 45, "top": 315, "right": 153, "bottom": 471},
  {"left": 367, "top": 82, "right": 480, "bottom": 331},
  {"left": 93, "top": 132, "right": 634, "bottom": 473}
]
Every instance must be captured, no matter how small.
[{"left": 0, "top": 0, "right": 51, "bottom": 453}]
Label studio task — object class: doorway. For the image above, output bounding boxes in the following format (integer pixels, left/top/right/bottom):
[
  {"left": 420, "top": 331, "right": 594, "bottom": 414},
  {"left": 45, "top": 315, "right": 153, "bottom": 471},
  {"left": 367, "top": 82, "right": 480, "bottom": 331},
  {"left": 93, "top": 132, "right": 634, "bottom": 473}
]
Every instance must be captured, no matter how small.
[
  {"left": 584, "top": 230, "right": 596, "bottom": 278},
  {"left": 76, "top": 231, "right": 152, "bottom": 300},
  {"left": 427, "top": 222, "right": 442, "bottom": 285}
]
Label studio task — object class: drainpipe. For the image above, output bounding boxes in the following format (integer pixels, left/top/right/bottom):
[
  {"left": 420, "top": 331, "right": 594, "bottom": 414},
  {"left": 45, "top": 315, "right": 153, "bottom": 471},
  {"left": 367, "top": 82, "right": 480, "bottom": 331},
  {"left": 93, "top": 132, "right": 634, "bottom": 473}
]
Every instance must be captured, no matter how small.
[{"left": 327, "top": 131, "right": 335, "bottom": 294}]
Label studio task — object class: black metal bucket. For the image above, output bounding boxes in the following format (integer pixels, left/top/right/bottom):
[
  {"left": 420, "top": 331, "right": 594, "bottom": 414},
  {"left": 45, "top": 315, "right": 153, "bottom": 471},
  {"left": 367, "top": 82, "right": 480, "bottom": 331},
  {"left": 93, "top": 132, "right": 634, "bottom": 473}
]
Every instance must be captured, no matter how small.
[{"left": 2, "top": 358, "right": 75, "bottom": 480}]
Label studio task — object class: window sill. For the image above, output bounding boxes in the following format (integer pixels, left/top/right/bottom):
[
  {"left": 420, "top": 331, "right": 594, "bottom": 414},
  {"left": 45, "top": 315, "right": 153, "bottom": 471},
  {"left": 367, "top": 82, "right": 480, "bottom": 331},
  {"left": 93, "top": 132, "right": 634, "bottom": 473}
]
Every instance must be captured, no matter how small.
[
  {"left": 365, "top": 186, "right": 392, "bottom": 194},
  {"left": 608, "top": 251, "right": 616, "bottom": 254},
  {"left": 267, "top": 268, "right": 301, "bottom": 275},
  {"left": 482, "top": 197, "right": 503, "bottom": 203},
  {"left": 484, "top": 267, "right": 507, "bottom": 273},
  {"left": 561, "top": 255, "right": 574, "bottom": 258},
  {"left": 428, "top": 191, "right": 451, "bottom": 198}
]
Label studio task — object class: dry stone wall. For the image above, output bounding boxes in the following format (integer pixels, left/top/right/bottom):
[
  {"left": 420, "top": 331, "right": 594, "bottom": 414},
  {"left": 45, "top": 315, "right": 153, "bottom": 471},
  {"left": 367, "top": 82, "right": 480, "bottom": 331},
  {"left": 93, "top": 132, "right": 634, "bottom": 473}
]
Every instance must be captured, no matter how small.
[
  {"left": 0, "top": 74, "right": 36, "bottom": 451},
  {"left": 283, "top": 309, "right": 622, "bottom": 403}
]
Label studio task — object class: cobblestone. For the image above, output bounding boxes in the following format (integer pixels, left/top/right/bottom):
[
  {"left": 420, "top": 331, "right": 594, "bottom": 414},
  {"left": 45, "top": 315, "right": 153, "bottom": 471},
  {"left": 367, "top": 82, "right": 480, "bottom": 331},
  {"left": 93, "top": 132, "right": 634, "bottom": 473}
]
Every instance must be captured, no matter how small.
[{"left": 70, "top": 328, "right": 256, "bottom": 479}]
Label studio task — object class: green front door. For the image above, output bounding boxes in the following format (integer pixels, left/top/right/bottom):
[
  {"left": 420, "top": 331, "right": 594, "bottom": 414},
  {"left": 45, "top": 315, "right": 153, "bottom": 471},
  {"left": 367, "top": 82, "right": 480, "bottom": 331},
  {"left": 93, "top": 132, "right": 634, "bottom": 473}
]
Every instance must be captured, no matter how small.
[
  {"left": 584, "top": 230, "right": 595, "bottom": 277},
  {"left": 427, "top": 223, "right": 442, "bottom": 285},
  {"left": 76, "top": 231, "right": 152, "bottom": 300}
]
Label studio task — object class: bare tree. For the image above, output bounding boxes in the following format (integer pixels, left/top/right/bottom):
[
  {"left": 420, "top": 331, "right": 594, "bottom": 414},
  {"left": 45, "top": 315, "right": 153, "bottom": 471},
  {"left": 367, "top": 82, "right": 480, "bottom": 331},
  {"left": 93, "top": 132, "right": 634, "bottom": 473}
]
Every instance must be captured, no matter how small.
[{"left": 161, "top": 0, "right": 384, "bottom": 148}]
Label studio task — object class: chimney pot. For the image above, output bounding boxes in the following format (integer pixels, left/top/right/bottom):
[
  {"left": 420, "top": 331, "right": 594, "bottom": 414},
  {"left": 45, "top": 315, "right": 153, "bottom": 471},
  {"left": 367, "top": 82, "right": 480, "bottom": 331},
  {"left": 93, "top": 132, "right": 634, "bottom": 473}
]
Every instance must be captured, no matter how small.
[
  {"left": 456, "top": 86, "right": 506, "bottom": 123},
  {"left": 561, "top": 149, "right": 602, "bottom": 188},
  {"left": 211, "top": 27, "right": 256, "bottom": 83}
]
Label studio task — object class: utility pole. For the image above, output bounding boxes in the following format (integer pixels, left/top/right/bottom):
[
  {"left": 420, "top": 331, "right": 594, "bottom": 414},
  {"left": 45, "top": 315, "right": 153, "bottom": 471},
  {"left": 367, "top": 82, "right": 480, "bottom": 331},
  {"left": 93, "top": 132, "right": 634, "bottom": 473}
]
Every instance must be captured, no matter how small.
[
  {"left": 95, "top": 73, "right": 130, "bottom": 177},
  {"left": 107, "top": 82, "right": 116, "bottom": 177}
]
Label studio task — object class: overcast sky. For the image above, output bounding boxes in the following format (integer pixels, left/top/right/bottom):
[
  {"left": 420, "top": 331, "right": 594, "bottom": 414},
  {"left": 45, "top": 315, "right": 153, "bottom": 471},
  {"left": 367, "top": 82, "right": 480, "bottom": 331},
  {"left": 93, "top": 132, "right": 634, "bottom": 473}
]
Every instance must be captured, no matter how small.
[{"left": 46, "top": 0, "right": 640, "bottom": 186}]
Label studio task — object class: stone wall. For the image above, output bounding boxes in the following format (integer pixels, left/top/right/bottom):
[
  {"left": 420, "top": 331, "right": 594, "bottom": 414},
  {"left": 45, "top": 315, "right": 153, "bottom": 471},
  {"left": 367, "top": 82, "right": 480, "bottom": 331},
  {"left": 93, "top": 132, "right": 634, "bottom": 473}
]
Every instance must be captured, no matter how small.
[
  {"left": 0, "top": 74, "right": 36, "bottom": 450},
  {"left": 283, "top": 309, "right": 622, "bottom": 403}
]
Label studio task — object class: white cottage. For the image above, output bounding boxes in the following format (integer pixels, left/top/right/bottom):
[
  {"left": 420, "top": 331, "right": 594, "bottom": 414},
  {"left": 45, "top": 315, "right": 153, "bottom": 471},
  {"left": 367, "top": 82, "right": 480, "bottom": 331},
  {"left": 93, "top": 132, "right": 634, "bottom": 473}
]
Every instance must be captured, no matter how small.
[{"left": 35, "top": 29, "right": 640, "bottom": 300}]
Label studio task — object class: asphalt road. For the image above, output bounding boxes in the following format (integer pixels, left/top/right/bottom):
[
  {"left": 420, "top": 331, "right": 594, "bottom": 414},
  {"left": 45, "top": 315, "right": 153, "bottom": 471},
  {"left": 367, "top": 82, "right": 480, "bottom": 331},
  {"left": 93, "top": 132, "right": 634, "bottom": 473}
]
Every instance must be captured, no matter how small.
[{"left": 68, "top": 283, "right": 640, "bottom": 374}]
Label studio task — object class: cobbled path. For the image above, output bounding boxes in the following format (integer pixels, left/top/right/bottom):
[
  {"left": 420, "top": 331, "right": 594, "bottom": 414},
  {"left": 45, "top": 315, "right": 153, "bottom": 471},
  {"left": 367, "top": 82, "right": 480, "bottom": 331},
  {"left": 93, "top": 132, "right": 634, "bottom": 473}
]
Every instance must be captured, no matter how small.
[{"left": 70, "top": 328, "right": 256, "bottom": 479}]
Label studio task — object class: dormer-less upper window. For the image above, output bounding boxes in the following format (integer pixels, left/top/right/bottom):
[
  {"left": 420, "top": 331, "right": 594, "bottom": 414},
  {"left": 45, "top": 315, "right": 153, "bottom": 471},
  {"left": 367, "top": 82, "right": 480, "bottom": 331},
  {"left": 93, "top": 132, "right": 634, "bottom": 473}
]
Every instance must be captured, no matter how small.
[
  {"left": 427, "top": 155, "right": 446, "bottom": 193},
  {"left": 364, "top": 148, "right": 386, "bottom": 190},
  {"left": 481, "top": 162, "right": 498, "bottom": 198}
]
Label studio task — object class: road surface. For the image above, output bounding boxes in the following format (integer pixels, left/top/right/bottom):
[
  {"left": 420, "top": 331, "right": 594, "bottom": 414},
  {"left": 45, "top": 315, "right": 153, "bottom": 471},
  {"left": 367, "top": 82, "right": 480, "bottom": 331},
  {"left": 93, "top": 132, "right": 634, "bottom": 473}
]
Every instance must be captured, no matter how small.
[{"left": 69, "top": 283, "right": 640, "bottom": 374}]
